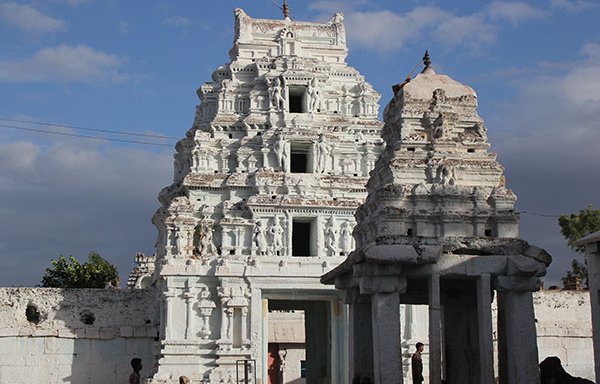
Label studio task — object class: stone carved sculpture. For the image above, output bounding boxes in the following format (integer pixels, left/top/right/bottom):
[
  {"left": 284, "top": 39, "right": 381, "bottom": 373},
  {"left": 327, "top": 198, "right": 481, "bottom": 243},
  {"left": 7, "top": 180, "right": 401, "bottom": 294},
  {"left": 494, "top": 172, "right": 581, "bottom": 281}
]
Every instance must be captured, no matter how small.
[
  {"left": 436, "top": 162, "right": 456, "bottom": 186},
  {"left": 313, "top": 134, "right": 332, "bottom": 173},
  {"left": 195, "top": 221, "right": 214, "bottom": 256},
  {"left": 324, "top": 217, "right": 338, "bottom": 256},
  {"left": 198, "top": 286, "right": 216, "bottom": 339},
  {"left": 430, "top": 113, "right": 445, "bottom": 142},
  {"left": 270, "top": 77, "right": 286, "bottom": 112},
  {"left": 174, "top": 228, "right": 185, "bottom": 256},
  {"left": 269, "top": 217, "right": 285, "bottom": 256},
  {"left": 253, "top": 221, "right": 267, "bottom": 256},
  {"left": 307, "top": 78, "right": 321, "bottom": 112},
  {"left": 340, "top": 221, "right": 353, "bottom": 256},
  {"left": 273, "top": 134, "right": 290, "bottom": 171}
]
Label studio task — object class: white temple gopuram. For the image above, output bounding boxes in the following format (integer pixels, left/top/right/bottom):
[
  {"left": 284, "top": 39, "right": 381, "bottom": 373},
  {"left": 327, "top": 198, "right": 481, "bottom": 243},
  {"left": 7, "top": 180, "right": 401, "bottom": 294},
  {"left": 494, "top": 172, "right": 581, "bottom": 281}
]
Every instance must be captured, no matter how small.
[
  {"left": 322, "top": 54, "right": 552, "bottom": 383},
  {"left": 151, "top": 6, "right": 383, "bottom": 383},
  {"left": 3, "top": 4, "right": 600, "bottom": 384}
]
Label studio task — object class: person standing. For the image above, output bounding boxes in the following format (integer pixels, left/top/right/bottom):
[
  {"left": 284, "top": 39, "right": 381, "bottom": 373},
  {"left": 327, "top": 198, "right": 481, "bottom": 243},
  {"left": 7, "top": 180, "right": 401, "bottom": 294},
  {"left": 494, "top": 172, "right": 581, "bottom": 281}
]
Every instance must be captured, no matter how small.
[
  {"left": 129, "top": 358, "right": 142, "bottom": 384},
  {"left": 411, "top": 342, "right": 424, "bottom": 384}
]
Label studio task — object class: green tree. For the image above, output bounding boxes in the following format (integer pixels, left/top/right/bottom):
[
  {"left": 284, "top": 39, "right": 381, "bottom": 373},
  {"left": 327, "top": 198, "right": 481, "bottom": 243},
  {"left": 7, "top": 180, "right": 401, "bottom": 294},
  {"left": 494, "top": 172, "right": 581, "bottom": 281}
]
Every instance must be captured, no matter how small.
[
  {"left": 41, "top": 252, "right": 119, "bottom": 288},
  {"left": 558, "top": 205, "right": 600, "bottom": 253},
  {"left": 561, "top": 259, "right": 588, "bottom": 288},
  {"left": 558, "top": 206, "right": 600, "bottom": 288}
]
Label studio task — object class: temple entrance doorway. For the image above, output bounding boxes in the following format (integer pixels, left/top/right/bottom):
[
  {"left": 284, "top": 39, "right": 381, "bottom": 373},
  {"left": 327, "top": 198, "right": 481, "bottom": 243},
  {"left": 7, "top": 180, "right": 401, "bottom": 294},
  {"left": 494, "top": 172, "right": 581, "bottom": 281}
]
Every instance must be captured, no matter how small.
[{"left": 264, "top": 296, "right": 345, "bottom": 384}]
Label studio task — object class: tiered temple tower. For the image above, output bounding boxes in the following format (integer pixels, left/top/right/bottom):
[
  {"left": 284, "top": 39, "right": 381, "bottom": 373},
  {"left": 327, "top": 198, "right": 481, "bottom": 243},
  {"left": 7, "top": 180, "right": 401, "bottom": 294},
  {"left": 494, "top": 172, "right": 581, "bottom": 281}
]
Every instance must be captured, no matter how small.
[
  {"left": 151, "top": 8, "right": 382, "bottom": 383},
  {"left": 323, "top": 55, "right": 551, "bottom": 383}
]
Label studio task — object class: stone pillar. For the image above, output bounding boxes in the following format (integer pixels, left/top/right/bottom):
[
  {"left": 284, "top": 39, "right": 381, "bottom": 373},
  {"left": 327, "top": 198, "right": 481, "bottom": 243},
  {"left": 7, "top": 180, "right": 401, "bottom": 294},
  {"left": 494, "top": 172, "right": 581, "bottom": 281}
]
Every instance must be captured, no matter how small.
[
  {"left": 305, "top": 301, "right": 330, "bottom": 383},
  {"left": 183, "top": 287, "right": 196, "bottom": 339},
  {"left": 164, "top": 288, "right": 176, "bottom": 340},
  {"left": 476, "top": 274, "right": 494, "bottom": 384},
  {"left": 576, "top": 234, "right": 600, "bottom": 383},
  {"left": 349, "top": 291, "right": 373, "bottom": 381},
  {"left": 428, "top": 274, "right": 442, "bottom": 384},
  {"left": 496, "top": 276, "right": 541, "bottom": 384},
  {"left": 371, "top": 292, "right": 402, "bottom": 384},
  {"left": 241, "top": 307, "right": 249, "bottom": 343}
]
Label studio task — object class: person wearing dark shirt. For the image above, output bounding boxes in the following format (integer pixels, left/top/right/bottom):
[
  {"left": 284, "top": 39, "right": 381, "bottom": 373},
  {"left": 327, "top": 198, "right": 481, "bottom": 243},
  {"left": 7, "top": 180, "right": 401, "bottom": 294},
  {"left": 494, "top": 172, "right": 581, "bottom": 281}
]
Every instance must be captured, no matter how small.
[{"left": 411, "top": 342, "right": 424, "bottom": 384}]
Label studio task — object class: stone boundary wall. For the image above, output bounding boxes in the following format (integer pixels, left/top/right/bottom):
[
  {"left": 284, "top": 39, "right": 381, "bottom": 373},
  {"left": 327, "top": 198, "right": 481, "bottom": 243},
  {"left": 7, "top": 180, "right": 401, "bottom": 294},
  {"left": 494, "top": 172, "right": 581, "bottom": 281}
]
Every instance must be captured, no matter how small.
[
  {"left": 534, "top": 290, "right": 594, "bottom": 380},
  {"left": 0, "top": 288, "right": 159, "bottom": 384},
  {"left": 0, "top": 288, "right": 594, "bottom": 383}
]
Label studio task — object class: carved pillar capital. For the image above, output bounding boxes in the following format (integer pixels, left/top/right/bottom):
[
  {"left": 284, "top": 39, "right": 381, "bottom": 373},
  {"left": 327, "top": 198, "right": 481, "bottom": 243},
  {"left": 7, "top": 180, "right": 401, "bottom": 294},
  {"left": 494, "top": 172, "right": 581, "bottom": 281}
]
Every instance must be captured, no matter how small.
[
  {"left": 495, "top": 276, "right": 541, "bottom": 293},
  {"left": 358, "top": 275, "right": 407, "bottom": 295}
]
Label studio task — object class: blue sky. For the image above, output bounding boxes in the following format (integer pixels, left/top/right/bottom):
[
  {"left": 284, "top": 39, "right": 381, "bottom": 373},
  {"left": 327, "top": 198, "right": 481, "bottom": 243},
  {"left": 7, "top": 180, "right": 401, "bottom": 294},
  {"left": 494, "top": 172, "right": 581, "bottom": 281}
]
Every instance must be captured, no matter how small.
[{"left": 0, "top": 0, "right": 599, "bottom": 286}]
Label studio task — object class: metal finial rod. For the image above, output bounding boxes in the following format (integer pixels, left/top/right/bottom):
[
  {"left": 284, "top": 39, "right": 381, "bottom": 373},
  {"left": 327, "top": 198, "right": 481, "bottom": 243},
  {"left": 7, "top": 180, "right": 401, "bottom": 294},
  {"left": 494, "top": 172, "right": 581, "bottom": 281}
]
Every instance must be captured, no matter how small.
[
  {"left": 423, "top": 50, "right": 431, "bottom": 68},
  {"left": 283, "top": 0, "right": 290, "bottom": 19}
]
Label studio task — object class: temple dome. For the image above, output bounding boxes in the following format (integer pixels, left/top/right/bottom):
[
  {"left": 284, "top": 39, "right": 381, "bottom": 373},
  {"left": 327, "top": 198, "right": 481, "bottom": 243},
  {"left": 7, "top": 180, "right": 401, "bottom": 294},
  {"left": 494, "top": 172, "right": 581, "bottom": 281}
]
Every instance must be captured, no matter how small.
[{"left": 403, "top": 66, "right": 477, "bottom": 100}]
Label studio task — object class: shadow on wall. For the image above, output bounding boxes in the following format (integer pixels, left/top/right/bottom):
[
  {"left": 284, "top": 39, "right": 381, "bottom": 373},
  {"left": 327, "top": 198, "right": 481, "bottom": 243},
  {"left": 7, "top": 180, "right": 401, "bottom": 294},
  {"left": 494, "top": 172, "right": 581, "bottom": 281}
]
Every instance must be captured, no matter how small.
[
  {"left": 0, "top": 287, "right": 159, "bottom": 384},
  {"left": 539, "top": 356, "right": 595, "bottom": 384}
]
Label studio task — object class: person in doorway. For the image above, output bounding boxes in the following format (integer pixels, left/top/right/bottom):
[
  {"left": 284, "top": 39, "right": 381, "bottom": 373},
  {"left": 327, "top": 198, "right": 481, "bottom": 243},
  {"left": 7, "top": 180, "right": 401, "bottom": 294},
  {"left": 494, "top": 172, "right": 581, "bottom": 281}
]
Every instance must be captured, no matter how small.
[
  {"left": 411, "top": 342, "right": 424, "bottom": 384},
  {"left": 129, "top": 358, "right": 142, "bottom": 384}
]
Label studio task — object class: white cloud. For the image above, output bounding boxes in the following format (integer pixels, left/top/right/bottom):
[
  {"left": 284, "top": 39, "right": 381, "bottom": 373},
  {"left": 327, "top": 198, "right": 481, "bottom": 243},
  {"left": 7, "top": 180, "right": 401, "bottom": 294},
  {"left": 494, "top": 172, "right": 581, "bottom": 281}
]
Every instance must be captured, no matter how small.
[
  {"left": 488, "top": 1, "right": 547, "bottom": 24},
  {"left": 0, "top": 2, "right": 65, "bottom": 35},
  {"left": 433, "top": 13, "right": 497, "bottom": 47},
  {"left": 313, "top": 3, "right": 497, "bottom": 54},
  {"left": 489, "top": 42, "right": 600, "bottom": 283},
  {"left": 0, "top": 45, "right": 127, "bottom": 84},
  {"left": 162, "top": 15, "right": 190, "bottom": 28},
  {"left": 344, "top": 6, "right": 456, "bottom": 53},
  {"left": 562, "top": 49, "right": 600, "bottom": 105},
  {"left": 550, "top": 0, "right": 597, "bottom": 12},
  {"left": 0, "top": 138, "right": 172, "bottom": 286}
]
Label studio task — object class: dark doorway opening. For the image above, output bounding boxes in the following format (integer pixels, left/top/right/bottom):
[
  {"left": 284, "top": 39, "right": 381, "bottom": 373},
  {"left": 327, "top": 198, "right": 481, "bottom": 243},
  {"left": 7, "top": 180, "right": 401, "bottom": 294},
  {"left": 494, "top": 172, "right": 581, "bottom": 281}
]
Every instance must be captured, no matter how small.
[
  {"left": 292, "top": 221, "right": 312, "bottom": 256},
  {"left": 291, "top": 152, "right": 308, "bottom": 173},
  {"left": 290, "top": 143, "right": 310, "bottom": 173},
  {"left": 288, "top": 86, "right": 306, "bottom": 113}
]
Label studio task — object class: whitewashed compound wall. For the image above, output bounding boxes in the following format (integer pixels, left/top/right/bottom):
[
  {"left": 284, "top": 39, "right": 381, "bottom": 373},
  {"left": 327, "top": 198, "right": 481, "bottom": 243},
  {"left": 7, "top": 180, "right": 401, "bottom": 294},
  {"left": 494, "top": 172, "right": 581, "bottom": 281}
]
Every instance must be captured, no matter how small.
[
  {"left": 0, "top": 288, "right": 159, "bottom": 384},
  {"left": 0, "top": 288, "right": 593, "bottom": 383},
  {"left": 534, "top": 290, "right": 594, "bottom": 380}
]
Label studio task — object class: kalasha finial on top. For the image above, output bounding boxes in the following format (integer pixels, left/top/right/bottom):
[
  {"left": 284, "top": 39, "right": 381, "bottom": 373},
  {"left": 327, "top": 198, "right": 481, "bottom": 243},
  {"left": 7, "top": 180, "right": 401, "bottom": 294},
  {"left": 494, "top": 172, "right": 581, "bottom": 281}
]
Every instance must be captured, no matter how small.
[
  {"left": 283, "top": 0, "right": 290, "bottom": 19},
  {"left": 423, "top": 50, "right": 431, "bottom": 68}
]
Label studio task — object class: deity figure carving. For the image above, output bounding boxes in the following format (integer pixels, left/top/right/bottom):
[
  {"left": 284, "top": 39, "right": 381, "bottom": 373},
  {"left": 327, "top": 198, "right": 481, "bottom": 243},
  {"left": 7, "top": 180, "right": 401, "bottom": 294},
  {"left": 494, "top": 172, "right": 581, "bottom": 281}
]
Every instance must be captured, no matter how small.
[
  {"left": 253, "top": 221, "right": 267, "bottom": 256},
  {"left": 436, "top": 163, "right": 455, "bottom": 186},
  {"left": 431, "top": 113, "right": 445, "bottom": 141},
  {"left": 340, "top": 221, "right": 353, "bottom": 256},
  {"left": 270, "top": 77, "right": 286, "bottom": 112},
  {"left": 307, "top": 78, "right": 321, "bottom": 112},
  {"left": 432, "top": 88, "right": 447, "bottom": 105},
  {"left": 273, "top": 134, "right": 290, "bottom": 171},
  {"left": 268, "top": 218, "right": 285, "bottom": 256},
  {"left": 173, "top": 228, "right": 185, "bottom": 256},
  {"left": 324, "top": 217, "right": 338, "bottom": 256},
  {"left": 313, "top": 134, "right": 332, "bottom": 173},
  {"left": 356, "top": 81, "right": 368, "bottom": 97},
  {"left": 195, "top": 221, "right": 214, "bottom": 256}
]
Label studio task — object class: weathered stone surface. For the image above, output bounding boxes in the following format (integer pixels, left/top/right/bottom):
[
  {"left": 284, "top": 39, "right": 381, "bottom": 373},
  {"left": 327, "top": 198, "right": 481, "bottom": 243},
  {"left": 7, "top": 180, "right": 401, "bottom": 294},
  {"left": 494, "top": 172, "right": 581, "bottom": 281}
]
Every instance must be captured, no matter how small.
[{"left": 0, "top": 288, "right": 158, "bottom": 384}]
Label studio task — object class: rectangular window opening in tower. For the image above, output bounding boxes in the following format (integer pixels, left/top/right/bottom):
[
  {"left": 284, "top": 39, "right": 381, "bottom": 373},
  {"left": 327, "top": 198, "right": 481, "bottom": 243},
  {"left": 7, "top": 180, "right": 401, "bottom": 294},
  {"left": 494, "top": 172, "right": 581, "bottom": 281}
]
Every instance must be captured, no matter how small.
[
  {"left": 288, "top": 86, "right": 307, "bottom": 113},
  {"left": 290, "top": 143, "right": 310, "bottom": 173},
  {"left": 292, "top": 219, "right": 314, "bottom": 256}
]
